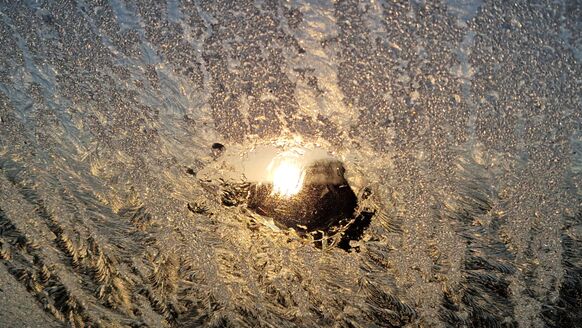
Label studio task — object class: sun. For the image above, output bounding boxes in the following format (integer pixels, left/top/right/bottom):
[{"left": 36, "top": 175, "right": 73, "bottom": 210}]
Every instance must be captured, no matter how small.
[{"left": 268, "top": 157, "right": 305, "bottom": 197}]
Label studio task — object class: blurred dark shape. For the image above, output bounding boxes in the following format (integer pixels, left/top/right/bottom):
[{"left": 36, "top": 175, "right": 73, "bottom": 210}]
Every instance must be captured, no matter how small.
[
  {"left": 41, "top": 13, "right": 54, "bottom": 25},
  {"left": 337, "top": 210, "right": 374, "bottom": 251},
  {"left": 187, "top": 202, "right": 209, "bottom": 215},
  {"left": 211, "top": 143, "right": 225, "bottom": 157}
]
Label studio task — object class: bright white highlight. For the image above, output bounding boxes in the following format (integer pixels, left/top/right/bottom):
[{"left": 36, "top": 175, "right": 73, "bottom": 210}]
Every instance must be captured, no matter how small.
[{"left": 268, "top": 156, "right": 305, "bottom": 197}]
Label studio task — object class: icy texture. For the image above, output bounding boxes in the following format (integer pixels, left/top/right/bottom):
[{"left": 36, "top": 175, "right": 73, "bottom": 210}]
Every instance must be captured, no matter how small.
[{"left": 0, "top": 1, "right": 580, "bottom": 327}]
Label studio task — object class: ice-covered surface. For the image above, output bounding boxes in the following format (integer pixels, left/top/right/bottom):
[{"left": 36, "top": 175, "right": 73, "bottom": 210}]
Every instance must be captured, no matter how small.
[{"left": 0, "top": 0, "right": 580, "bottom": 327}]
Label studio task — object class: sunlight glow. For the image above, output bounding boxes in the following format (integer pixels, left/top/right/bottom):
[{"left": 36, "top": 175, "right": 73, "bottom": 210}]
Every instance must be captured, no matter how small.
[{"left": 268, "top": 157, "right": 305, "bottom": 198}]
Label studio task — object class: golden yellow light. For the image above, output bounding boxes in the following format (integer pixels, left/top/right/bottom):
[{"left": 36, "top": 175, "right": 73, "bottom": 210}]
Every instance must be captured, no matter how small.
[{"left": 268, "top": 157, "right": 305, "bottom": 197}]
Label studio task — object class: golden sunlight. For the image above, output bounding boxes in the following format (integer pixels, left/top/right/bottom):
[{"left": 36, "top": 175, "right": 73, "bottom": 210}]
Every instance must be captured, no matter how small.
[{"left": 268, "top": 157, "right": 305, "bottom": 197}]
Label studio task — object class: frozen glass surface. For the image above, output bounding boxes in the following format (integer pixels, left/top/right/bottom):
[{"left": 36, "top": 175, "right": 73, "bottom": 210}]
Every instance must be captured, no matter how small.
[{"left": 0, "top": 1, "right": 580, "bottom": 327}]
